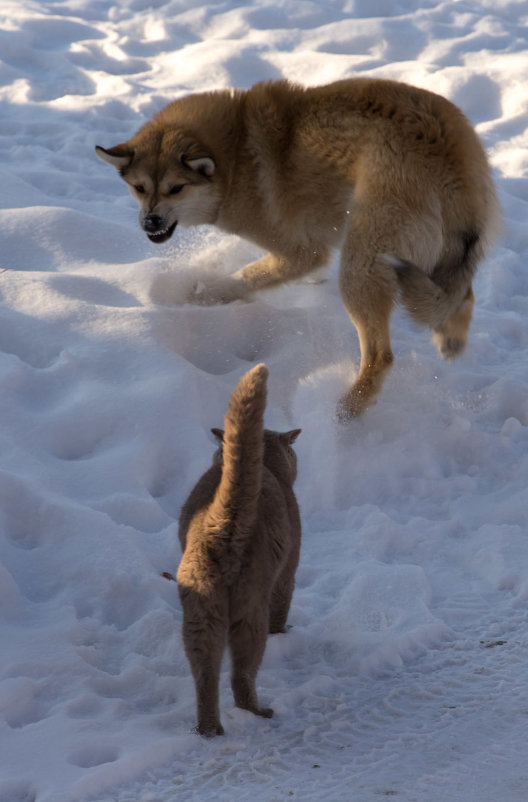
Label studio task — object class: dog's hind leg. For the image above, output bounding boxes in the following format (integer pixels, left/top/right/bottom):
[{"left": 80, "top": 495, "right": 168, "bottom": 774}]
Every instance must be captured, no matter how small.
[
  {"left": 432, "top": 284, "right": 474, "bottom": 360},
  {"left": 395, "top": 225, "right": 482, "bottom": 361},
  {"left": 337, "top": 225, "right": 399, "bottom": 419},
  {"left": 336, "top": 183, "right": 448, "bottom": 419}
]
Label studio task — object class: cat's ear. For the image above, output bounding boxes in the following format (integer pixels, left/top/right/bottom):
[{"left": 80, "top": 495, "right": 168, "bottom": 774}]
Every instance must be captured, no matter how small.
[
  {"left": 211, "top": 428, "right": 224, "bottom": 442},
  {"left": 281, "top": 428, "right": 301, "bottom": 445}
]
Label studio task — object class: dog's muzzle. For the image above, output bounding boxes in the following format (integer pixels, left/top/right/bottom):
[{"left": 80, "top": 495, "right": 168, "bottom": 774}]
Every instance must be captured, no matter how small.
[{"left": 142, "top": 214, "right": 177, "bottom": 244}]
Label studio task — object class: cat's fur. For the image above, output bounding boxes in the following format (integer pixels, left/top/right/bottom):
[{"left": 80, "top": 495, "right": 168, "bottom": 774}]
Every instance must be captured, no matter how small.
[{"left": 177, "top": 363, "right": 301, "bottom": 736}]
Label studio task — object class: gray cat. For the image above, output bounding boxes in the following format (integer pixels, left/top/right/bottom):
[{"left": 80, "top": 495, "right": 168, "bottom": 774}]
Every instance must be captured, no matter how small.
[{"left": 177, "top": 363, "right": 301, "bottom": 736}]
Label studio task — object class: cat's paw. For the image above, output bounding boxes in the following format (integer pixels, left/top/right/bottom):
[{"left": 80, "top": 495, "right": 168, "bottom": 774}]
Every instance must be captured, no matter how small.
[
  {"left": 256, "top": 707, "right": 274, "bottom": 719},
  {"left": 195, "top": 720, "right": 225, "bottom": 737}
]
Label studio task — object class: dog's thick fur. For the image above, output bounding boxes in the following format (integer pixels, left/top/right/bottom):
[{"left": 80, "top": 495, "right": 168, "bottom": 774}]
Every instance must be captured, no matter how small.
[
  {"left": 176, "top": 364, "right": 301, "bottom": 736},
  {"left": 96, "top": 78, "right": 500, "bottom": 417}
]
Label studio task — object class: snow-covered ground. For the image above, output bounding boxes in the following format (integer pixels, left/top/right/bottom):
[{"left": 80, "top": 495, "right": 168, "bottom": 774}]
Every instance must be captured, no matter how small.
[{"left": 1, "top": 1, "right": 528, "bottom": 800}]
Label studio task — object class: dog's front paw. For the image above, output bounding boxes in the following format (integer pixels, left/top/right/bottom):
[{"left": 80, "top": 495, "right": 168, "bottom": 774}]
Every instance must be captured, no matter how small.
[{"left": 188, "top": 274, "right": 248, "bottom": 306}]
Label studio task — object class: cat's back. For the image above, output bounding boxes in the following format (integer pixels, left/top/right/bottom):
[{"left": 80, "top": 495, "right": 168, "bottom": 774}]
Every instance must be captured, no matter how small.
[{"left": 251, "top": 459, "right": 300, "bottom": 566}]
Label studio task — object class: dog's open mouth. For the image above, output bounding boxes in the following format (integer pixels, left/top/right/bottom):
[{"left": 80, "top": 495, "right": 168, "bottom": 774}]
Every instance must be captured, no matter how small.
[{"left": 146, "top": 221, "right": 177, "bottom": 244}]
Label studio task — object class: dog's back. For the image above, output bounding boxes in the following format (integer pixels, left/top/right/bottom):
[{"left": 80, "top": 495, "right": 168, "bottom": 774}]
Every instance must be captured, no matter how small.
[{"left": 177, "top": 364, "right": 301, "bottom": 736}]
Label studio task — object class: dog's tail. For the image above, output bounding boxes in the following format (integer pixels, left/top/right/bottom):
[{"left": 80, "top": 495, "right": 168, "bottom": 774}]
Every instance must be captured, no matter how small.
[
  {"left": 206, "top": 363, "right": 268, "bottom": 560},
  {"left": 388, "top": 230, "right": 482, "bottom": 330}
]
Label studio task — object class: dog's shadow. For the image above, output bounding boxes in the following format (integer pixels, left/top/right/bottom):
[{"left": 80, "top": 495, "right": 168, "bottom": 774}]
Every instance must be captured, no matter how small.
[{"left": 49, "top": 274, "right": 140, "bottom": 308}]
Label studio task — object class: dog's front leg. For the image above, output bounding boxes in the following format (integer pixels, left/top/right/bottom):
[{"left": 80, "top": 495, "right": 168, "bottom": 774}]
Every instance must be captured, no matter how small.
[
  {"left": 189, "top": 271, "right": 251, "bottom": 305},
  {"left": 232, "top": 246, "right": 330, "bottom": 292},
  {"left": 188, "top": 246, "right": 329, "bottom": 305}
]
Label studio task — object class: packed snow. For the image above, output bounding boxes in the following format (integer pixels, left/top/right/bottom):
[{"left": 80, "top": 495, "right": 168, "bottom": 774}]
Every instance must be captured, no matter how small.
[{"left": 1, "top": 1, "right": 528, "bottom": 800}]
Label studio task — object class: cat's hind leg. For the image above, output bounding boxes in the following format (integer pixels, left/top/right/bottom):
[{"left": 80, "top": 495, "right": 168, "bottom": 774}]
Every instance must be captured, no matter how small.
[
  {"left": 228, "top": 614, "right": 273, "bottom": 718},
  {"left": 180, "top": 591, "right": 227, "bottom": 736}
]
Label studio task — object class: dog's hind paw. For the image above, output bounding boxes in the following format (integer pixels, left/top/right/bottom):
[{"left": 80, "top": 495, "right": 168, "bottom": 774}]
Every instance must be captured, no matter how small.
[{"left": 433, "top": 331, "right": 466, "bottom": 360}]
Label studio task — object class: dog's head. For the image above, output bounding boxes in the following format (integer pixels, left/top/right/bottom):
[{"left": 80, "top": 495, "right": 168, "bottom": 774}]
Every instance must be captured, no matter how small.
[{"left": 95, "top": 132, "right": 221, "bottom": 244}]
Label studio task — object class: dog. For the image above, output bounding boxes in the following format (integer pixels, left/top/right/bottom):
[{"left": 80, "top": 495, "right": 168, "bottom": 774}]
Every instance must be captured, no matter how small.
[
  {"left": 176, "top": 363, "right": 301, "bottom": 736},
  {"left": 96, "top": 78, "right": 500, "bottom": 417}
]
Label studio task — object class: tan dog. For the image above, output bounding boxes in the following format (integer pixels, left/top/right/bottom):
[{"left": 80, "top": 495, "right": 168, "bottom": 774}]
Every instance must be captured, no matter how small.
[
  {"left": 96, "top": 78, "right": 500, "bottom": 417},
  {"left": 176, "top": 364, "right": 301, "bottom": 736}
]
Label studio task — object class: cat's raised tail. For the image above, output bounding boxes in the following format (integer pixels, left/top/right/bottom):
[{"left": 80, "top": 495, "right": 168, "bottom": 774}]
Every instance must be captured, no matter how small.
[{"left": 207, "top": 363, "right": 268, "bottom": 553}]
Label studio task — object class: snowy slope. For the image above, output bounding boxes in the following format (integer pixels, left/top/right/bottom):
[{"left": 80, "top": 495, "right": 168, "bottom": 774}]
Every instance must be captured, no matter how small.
[{"left": 0, "top": 1, "right": 528, "bottom": 801}]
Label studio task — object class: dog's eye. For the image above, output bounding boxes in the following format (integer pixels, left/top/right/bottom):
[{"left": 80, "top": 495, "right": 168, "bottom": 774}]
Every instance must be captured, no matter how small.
[
  {"left": 169, "top": 185, "right": 184, "bottom": 195},
  {"left": 134, "top": 185, "right": 145, "bottom": 194}
]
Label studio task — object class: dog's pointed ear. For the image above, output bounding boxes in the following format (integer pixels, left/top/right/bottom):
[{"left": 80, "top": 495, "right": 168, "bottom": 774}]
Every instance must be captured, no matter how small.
[
  {"left": 211, "top": 427, "right": 224, "bottom": 442},
  {"left": 95, "top": 144, "right": 134, "bottom": 170},
  {"left": 180, "top": 142, "right": 215, "bottom": 177},
  {"left": 184, "top": 155, "right": 216, "bottom": 177},
  {"left": 281, "top": 429, "right": 302, "bottom": 445},
  {"left": 181, "top": 138, "right": 215, "bottom": 177}
]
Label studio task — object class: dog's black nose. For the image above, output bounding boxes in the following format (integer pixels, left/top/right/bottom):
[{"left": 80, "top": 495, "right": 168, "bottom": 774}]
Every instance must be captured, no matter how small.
[{"left": 143, "top": 214, "right": 163, "bottom": 233}]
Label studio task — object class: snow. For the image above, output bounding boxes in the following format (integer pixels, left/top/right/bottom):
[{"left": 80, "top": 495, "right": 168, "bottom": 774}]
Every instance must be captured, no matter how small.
[{"left": 1, "top": 0, "right": 528, "bottom": 800}]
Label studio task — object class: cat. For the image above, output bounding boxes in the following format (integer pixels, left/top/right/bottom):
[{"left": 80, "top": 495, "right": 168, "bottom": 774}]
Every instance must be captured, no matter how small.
[{"left": 177, "top": 363, "right": 301, "bottom": 736}]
